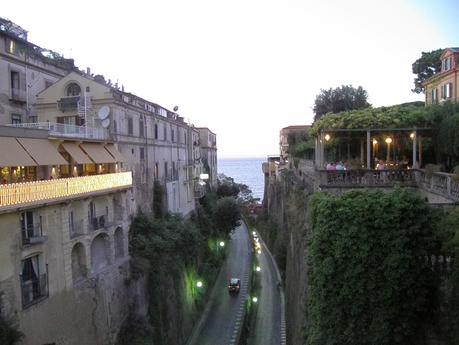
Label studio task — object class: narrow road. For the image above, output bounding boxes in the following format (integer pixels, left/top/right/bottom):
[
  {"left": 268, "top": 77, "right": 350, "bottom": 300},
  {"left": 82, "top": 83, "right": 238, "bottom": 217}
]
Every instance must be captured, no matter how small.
[
  {"left": 187, "top": 222, "right": 251, "bottom": 345},
  {"left": 250, "top": 234, "right": 285, "bottom": 345}
]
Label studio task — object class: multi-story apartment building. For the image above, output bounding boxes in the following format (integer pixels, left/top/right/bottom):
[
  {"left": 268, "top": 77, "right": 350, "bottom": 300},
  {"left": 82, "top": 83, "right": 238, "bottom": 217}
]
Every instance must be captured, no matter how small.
[
  {"left": 279, "top": 125, "right": 310, "bottom": 163},
  {"left": 33, "top": 71, "right": 205, "bottom": 216},
  {"left": 0, "top": 17, "right": 75, "bottom": 125},
  {"left": 424, "top": 47, "right": 459, "bottom": 105},
  {"left": 196, "top": 127, "right": 218, "bottom": 188},
  {"left": 0, "top": 125, "right": 137, "bottom": 345}
]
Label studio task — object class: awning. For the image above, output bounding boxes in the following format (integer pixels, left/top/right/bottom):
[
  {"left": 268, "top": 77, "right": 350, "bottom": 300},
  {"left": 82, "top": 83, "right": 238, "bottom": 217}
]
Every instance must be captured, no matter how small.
[
  {"left": 0, "top": 137, "right": 37, "bottom": 167},
  {"left": 80, "top": 143, "right": 116, "bottom": 164},
  {"left": 61, "top": 142, "right": 93, "bottom": 164},
  {"left": 104, "top": 144, "right": 126, "bottom": 162},
  {"left": 16, "top": 138, "right": 68, "bottom": 166}
]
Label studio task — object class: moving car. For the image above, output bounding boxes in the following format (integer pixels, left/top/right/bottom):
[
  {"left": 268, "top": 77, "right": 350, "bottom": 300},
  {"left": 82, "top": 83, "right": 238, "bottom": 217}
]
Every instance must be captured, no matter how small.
[{"left": 228, "top": 278, "right": 241, "bottom": 293}]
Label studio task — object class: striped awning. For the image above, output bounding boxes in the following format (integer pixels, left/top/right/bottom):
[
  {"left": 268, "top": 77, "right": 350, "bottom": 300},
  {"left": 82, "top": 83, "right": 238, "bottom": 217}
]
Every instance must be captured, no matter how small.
[
  {"left": 104, "top": 144, "right": 126, "bottom": 162},
  {"left": 80, "top": 143, "right": 116, "bottom": 164},
  {"left": 61, "top": 142, "right": 93, "bottom": 164},
  {"left": 16, "top": 138, "right": 68, "bottom": 166},
  {"left": 0, "top": 137, "right": 37, "bottom": 167}
]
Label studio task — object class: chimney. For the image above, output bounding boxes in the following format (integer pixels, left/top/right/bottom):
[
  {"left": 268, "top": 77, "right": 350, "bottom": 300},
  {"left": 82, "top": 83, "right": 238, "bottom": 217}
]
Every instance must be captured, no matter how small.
[
  {"left": 122, "top": 85, "right": 125, "bottom": 92},
  {"left": 86, "top": 67, "right": 91, "bottom": 75}
]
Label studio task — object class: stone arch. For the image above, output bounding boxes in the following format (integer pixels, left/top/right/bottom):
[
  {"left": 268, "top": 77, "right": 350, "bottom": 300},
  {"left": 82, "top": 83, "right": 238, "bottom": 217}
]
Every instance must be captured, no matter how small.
[
  {"left": 65, "top": 82, "right": 81, "bottom": 96},
  {"left": 114, "top": 227, "right": 124, "bottom": 259},
  {"left": 71, "top": 242, "right": 87, "bottom": 283},
  {"left": 90, "top": 233, "right": 110, "bottom": 272}
]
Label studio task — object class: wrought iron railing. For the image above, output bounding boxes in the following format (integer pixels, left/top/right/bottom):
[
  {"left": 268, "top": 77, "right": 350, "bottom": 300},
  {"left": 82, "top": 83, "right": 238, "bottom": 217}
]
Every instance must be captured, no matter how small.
[
  {"left": 21, "top": 271, "right": 48, "bottom": 309},
  {"left": 318, "top": 169, "right": 417, "bottom": 187},
  {"left": 69, "top": 219, "right": 85, "bottom": 239},
  {"left": 7, "top": 122, "right": 107, "bottom": 140},
  {"left": 0, "top": 172, "right": 132, "bottom": 210},
  {"left": 21, "top": 221, "right": 47, "bottom": 245}
]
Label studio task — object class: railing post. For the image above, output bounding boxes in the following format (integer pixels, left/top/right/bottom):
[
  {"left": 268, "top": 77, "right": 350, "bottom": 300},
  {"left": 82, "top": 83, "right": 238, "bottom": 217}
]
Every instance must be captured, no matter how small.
[{"left": 447, "top": 175, "right": 452, "bottom": 196}]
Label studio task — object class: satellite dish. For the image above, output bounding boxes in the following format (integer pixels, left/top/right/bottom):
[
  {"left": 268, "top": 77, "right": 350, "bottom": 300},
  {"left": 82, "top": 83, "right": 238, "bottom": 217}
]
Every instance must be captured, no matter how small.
[
  {"left": 97, "top": 106, "right": 110, "bottom": 120},
  {"left": 173, "top": 106, "right": 179, "bottom": 112},
  {"left": 101, "top": 118, "right": 110, "bottom": 128}
]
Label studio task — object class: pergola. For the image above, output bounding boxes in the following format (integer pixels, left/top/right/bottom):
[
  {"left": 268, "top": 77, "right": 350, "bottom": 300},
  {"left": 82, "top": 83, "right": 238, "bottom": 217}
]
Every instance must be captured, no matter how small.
[{"left": 314, "top": 127, "right": 431, "bottom": 170}]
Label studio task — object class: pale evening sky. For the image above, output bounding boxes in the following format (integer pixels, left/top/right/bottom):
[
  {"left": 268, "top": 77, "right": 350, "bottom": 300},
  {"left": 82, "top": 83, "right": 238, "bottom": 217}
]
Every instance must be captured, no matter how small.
[{"left": 3, "top": 0, "right": 459, "bottom": 158}]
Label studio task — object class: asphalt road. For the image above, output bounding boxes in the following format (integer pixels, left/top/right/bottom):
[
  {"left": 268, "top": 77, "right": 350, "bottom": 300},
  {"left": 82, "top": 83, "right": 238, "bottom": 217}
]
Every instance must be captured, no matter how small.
[
  {"left": 250, "top": 235, "right": 283, "bottom": 345},
  {"left": 188, "top": 222, "right": 251, "bottom": 345}
]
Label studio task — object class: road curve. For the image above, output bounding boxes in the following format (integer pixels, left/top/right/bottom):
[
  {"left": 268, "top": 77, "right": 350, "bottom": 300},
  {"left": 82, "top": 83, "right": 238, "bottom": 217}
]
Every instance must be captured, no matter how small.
[{"left": 188, "top": 222, "right": 252, "bottom": 345}]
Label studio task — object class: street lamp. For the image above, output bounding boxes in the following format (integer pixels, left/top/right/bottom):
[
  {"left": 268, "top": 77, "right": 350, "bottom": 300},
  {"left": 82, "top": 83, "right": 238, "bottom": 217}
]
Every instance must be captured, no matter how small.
[
  {"left": 324, "top": 134, "right": 331, "bottom": 141},
  {"left": 219, "top": 241, "right": 225, "bottom": 247},
  {"left": 256, "top": 266, "right": 261, "bottom": 272},
  {"left": 252, "top": 297, "right": 258, "bottom": 303},
  {"left": 196, "top": 281, "right": 203, "bottom": 288}
]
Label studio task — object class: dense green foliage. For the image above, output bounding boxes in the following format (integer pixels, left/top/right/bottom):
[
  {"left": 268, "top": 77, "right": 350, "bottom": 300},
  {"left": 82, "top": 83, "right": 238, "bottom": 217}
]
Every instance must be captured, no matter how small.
[
  {"left": 153, "top": 180, "right": 165, "bottom": 218},
  {"left": 411, "top": 48, "right": 443, "bottom": 94},
  {"left": 310, "top": 102, "right": 427, "bottom": 137},
  {"left": 214, "top": 197, "right": 241, "bottom": 234},
  {"left": 307, "top": 190, "right": 433, "bottom": 345},
  {"left": 313, "top": 85, "right": 371, "bottom": 121}
]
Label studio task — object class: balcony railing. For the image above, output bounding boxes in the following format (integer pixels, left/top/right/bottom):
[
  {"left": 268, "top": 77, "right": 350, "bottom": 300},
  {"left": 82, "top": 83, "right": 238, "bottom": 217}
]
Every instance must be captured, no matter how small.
[
  {"left": 21, "top": 272, "right": 48, "bottom": 309},
  {"left": 318, "top": 169, "right": 417, "bottom": 188},
  {"left": 7, "top": 122, "right": 107, "bottom": 140},
  {"left": 69, "top": 219, "right": 85, "bottom": 239},
  {"left": 0, "top": 172, "right": 132, "bottom": 210},
  {"left": 57, "top": 96, "right": 80, "bottom": 111},
  {"left": 21, "top": 221, "right": 47, "bottom": 245}
]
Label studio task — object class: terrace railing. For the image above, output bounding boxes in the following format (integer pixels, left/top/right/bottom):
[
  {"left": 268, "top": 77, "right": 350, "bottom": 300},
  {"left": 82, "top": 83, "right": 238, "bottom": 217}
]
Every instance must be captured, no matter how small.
[
  {"left": 7, "top": 122, "right": 107, "bottom": 140},
  {"left": 0, "top": 172, "right": 132, "bottom": 210},
  {"left": 318, "top": 169, "right": 417, "bottom": 188}
]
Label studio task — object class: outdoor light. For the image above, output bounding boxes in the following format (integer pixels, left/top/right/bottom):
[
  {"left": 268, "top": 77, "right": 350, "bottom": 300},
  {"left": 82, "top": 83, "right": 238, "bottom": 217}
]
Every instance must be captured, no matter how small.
[
  {"left": 410, "top": 132, "right": 415, "bottom": 139},
  {"left": 324, "top": 134, "right": 331, "bottom": 141},
  {"left": 219, "top": 241, "right": 225, "bottom": 247},
  {"left": 256, "top": 266, "right": 261, "bottom": 272},
  {"left": 252, "top": 231, "right": 256, "bottom": 236},
  {"left": 385, "top": 137, "right": 392, "bottom": 144},
  {"left": 252, "top": 297, "right": 258, "bottom": 303},
  {"left": 385, "top": 137, "right": 392, "bottom": 161},
  {"left": 199, "top": 173, "right": 209, "bottom": 180},
  {"left": 257, "top": 249, "right": 261, "bottom": 254},
  {"left": 372, "top": 139, "right": 378, "bottom": 145},
  {"left": 196, "top": 281, "right": 203, "bottom": 288}
]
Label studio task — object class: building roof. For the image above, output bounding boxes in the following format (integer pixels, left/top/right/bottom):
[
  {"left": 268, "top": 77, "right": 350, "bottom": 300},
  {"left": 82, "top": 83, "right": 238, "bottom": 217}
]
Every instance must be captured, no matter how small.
[
  {"left": 281, "top": 125, "right": 311, "bottom": 131},
  {"left": 195, "top": 127, "right": 216, "bottom": 135}
]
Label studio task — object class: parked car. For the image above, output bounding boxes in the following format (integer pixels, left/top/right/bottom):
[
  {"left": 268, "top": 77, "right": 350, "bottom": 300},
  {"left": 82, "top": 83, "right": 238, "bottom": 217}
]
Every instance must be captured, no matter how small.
[{"left": 228, "top": 278, "right": 241, "bottom": 293}]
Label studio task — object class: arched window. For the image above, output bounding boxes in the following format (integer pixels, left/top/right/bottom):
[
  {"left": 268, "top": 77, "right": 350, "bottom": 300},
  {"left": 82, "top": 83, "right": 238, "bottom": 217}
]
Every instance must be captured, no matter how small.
[
  {"left": 114, "top": 227, "right": 124, "bottom": 258},
  {"left": 66, "top": 83, "right": 81, "bottom": 96},
  {"left": 90, "top": 233, "right": 110, "bottom": 272},
  {"left": 71, "top": 242, "right": 87, "bottom": 283}
]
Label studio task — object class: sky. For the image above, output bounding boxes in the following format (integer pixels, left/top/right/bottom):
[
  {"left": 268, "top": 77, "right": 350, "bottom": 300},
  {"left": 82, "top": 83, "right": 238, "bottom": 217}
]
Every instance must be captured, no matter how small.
[{"left": 3, "top": 0, "right": 459, "bottom": 158}]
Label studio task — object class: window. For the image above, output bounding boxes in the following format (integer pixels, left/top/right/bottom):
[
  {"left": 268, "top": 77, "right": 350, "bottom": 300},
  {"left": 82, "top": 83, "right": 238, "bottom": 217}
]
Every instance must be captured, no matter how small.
[
  {"left": 442, "top": 56, "right": 453, "bottom": 72},
  {"left": 431, "top": 88, "right": 438, "bottom": 103},
  {"left": 11, "top": 113, "right": 22, "bottom": 124},
  {"left": 127, "top": 117, "right": 133, "bottom": 135},
  {"left": 6, "top": 38, "right": 18, "bottom": 55},
  {"left": 21, "top": 254, "right": 48, "bottom": 308},
  {"left": 165, "top": 162, "right": 168, "bottom": 178},
  {"left": 172, "top": 161, "right": 176, "bottom": 179},
  {"left": 139, "top": 118, "right": 144, "bottom": 137},
  {"left": 66, "top": 83, "right": 81, "bottom": 96},
  {"left": 154, "top": 124, "right": 158, "bottom": 139},
  {"left": 139, "top": 147, "right": 145, "bottom": 161},
  {"left": 114, "top": 227, "right": 124, "bottom": 258},
  {"left": 184, "top": 132, "right": 187, "bottom": 144},
  {"left": 171, "top": 129, "right": 175, "bottom": 142},
  {"left": 154, "top": 162, "right": 159, "bottom": 179},
  {"left": 163, "top": 126, "right": 167, "bottom": 141},
  {"left": 20, "top": 211, "right": 44, "bottom": 245},
  {"left": 442, "top": 83, "right": 453, "bottom": 99},
  {"left": 11, "top": 71, "right": 20, "bottom": 90}
]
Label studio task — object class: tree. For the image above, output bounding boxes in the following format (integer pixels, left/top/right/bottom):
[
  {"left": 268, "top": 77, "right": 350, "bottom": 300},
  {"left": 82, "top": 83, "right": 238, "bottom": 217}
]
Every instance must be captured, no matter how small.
[
  {"left": 213, "top": 197, "right": 240, "bottom": 236},
  {"left": 411, "top": 48, "right": 443, "bottom": 94},
  {"left": 313, "top": 85, "right": 370, "bottom": 121}
]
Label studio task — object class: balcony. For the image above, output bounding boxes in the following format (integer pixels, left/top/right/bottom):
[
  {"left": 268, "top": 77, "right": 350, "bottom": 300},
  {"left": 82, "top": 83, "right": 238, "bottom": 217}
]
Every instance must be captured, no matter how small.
[
  {"left": 10, "top": 88, "right": 27, "bottom": 103},
  {"left": 21, "top": 221, "right": 47, "bottom": 245},
  {"left": 89, "top": 215, "right": 115, "bottom": 231},
  {"left": 318, "top": 169, "right": 417, "bottom": 188},
  {"left": 8, "top": 122, "right": 108, "bottom": 140},
  {"left": 21, "top": 272, "right": 48, "bottom": 309},
  {"left": 57, "top": 96, "right": 80, "bottom": 111},
  {"left": 0, "top": 172, "right": 132, "bottom": 211},
  {"left": 69, "top": 219, "right": 85, "bottom": 239}
]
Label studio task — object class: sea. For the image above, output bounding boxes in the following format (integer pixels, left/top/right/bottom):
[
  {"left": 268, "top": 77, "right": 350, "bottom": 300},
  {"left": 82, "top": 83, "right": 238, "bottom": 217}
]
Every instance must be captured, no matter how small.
[{"left": 218, "top": 157, "right": 265, "bottom": 202}]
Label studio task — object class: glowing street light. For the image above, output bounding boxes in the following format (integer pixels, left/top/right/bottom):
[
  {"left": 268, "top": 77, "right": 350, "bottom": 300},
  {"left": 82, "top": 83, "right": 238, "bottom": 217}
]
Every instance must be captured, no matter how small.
[
  {"left": 219, "top": 241, "right": 225, "bottom": 247},
  {"left": 257, "top": 249, "right": 261, "bottom": 255},
  {"left": 196, "top": 281, "right": 203, "bottom": 288},
  {"left": 410, "top": 132, "right": 415, "bottom": 139},
  {"left": 252, "top": 297, "right": 258, "bottom": 303},
  {"left": 256, "top": 266, "right": 261, "bottom": 272},
  {"left": 324, "top": 134, "right": 331, "bottom": 141}
]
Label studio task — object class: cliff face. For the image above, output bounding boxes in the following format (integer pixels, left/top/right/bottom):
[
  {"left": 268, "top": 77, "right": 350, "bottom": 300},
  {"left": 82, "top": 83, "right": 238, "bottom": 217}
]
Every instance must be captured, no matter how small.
[{"left": 261, "top": 172, "right": 312, "bottom": 345}]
